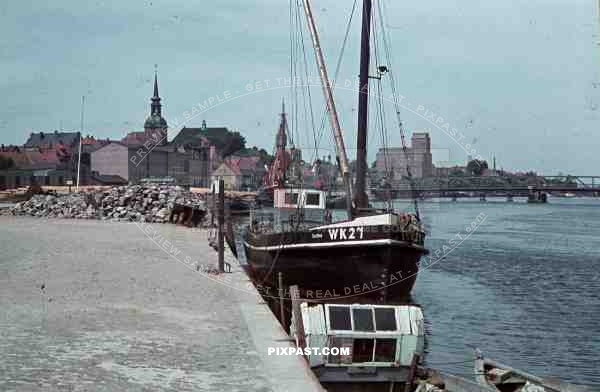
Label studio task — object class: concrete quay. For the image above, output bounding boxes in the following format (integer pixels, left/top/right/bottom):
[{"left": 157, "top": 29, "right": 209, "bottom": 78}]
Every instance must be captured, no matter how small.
[{"left": 0, "top": 216, "right": 323, "bottom": 392}]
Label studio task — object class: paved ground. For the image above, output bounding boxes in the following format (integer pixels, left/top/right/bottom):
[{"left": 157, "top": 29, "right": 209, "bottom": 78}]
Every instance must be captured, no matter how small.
[{"left": 0, "top": 217, "right": 322, "bottom": 392}]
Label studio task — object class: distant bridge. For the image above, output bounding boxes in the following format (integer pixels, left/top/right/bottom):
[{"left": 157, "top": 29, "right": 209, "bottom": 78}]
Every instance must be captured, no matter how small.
[{"left": 370, "top": 175, "right": 600, "bottom": 196}]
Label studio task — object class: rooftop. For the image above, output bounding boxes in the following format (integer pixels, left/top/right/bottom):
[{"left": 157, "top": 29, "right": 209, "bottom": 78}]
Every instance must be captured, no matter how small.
[{"left": 24, "top": 131, "right": 80, "bottom": 148}]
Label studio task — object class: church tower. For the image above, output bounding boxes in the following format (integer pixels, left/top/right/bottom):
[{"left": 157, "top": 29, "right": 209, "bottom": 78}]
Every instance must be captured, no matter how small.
[{"left": 144, "top": 70, "right": 168, "bottom": 145}]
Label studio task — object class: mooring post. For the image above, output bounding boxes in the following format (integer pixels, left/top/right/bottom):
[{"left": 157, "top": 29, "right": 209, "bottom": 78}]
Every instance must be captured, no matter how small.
[
  {"left": 290, "top": 285, "right": 306, "bottom": 351},
  {"left": 210, "top": 183, "right": 215, "bottom": 226},
  {"left": 403, "top": 352, "right": 420, "bottom": 392},
  {"left": 278, "top": 272, "right": 285, "bottom": 329},
  {"left": 218, "top": 179, "right": 225, "bottom": 273}
]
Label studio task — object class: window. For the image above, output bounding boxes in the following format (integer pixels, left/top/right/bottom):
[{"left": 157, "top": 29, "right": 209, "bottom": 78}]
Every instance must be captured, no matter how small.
[
  {"left": 184, "top": 160, "right": 190, "bottom": 173},
  {"left": 352, "top": 308, "right": 374, "bottom": 332},
  {"left": 352, "top": 339, "right": 374, "bottom": 363},
  {"left": 328, "top": 337, "right": 353, "bottom": 365},
  {"left": 306, "top": 192, "right": 320, "bottom": 206},
  {"left": 329, "top": 306, "right": 351, "bottom": 330},
  {"left": 285, "top": 192, "right": 299, "bottom": 205},
  {"left": 374, "top": 339, "right": 396, "bottom": 362},
  {"left": 375, "top": 308, "right": 396, "bottom": 331}
]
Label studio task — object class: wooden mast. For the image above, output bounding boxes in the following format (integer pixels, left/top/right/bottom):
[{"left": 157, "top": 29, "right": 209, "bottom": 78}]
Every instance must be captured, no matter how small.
[
  {"left": 354, "top": 0, "right": 371, "bottom": 210},
  {"left": 301, "top": 0, "right": 354, "bottom": 218}
]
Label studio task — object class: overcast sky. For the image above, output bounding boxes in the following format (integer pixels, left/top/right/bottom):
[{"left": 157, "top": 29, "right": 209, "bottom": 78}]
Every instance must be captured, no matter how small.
[{"left": 0, "top": 0, "right": 597, "bottom": 174}]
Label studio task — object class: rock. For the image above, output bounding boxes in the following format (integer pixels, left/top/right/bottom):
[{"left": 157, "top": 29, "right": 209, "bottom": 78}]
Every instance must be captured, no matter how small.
[
  {"left": 8, "top": 184, "right": 209, "bottom": 225},
  {"left": 156, "top": 208, "right": 169, "bottom": 219}
]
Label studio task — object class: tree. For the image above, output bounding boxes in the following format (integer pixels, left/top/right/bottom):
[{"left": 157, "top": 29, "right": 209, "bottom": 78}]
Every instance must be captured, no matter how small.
[
  {"left": 221, "top": 132, "right": 246, "bottom": 157},
  {"left": 466, "top": 159, "right": 488, "bottom": 176},
  {"left": 236, "top": 146, "right": 274, "bottom": 165},
  {"left": 200, "top": 128, "right": 247, "bottom": 157}
]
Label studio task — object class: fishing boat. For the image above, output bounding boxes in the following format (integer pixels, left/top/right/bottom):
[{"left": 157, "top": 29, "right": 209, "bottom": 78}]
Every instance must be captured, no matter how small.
[
  {"left": 474, "top": 350, "right": 594, "bottom": 392},
  {"left": 243, "top": 0, "right": 428, "bottom": 304}
]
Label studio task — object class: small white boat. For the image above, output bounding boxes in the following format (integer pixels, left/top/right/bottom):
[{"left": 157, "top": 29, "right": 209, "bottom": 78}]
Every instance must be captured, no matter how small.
[{"left": 474, "top": 350, "right": 595, "bottom": 392}]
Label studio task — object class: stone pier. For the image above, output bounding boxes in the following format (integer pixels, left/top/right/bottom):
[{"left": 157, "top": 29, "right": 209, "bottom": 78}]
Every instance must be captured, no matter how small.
[{"left": 0, "top": 216, "right": 323, "bottom": 391}]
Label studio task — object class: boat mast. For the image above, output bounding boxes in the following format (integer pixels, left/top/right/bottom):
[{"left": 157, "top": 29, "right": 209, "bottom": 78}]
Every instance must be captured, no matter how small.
[
  {"left": 301, "top": 0, "right": 353, "bottom": 218},
  {"left": 354, "top": 0, "right": 371, "bottom": 210}
]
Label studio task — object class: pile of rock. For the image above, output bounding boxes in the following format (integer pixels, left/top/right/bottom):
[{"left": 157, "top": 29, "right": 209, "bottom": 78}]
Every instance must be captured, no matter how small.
[{"left": 7, "top": 185, "right": 207, "bottom": 223}]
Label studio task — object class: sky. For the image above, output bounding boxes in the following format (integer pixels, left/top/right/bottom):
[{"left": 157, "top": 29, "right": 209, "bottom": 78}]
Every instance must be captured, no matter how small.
[{"left": 0, "top": 0, "right": 598, "bottom": 175}]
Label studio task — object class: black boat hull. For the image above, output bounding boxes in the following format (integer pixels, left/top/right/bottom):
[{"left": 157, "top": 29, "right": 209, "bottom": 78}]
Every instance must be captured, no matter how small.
[{"left": 243, "top": 227, "right": 426, "bottom": 304}]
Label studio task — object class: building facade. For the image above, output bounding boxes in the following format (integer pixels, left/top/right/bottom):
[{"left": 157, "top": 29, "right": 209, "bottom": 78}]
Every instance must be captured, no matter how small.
[
  {"left": 0, "top": 132, "right": 82, "bottom": 189},
  {"left": 91, "top": 72, "right": 213, "bottom": 186},
  {"left": 375, "top": 132, "right": 433, "bottom": 179},
  {"left": 211, "top": 155, "right": 266, "bottom": 191}
]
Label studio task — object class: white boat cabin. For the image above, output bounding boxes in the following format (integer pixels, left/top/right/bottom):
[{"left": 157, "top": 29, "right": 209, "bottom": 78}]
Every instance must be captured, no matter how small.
[
  {"left": 291, "top": 303, "right": 424, "bottom": 368},
  {"left": 273, "top": 188, "right": 326, "bottom": 210}
]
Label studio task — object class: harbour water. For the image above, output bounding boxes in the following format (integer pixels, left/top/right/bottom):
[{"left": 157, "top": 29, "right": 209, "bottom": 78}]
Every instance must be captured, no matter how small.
[{"left": 410, "top": 197, "right": 600, "bottom": 385}]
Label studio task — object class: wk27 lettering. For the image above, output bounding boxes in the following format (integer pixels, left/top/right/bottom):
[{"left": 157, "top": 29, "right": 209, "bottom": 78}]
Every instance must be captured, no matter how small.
[{"left": 327, "top": 227, "right": 364, "bottom": 240}]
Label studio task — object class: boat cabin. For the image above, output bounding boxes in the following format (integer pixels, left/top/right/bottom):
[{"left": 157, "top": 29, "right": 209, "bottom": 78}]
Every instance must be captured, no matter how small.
[
  {"left": 291, "top": 303, "right": 424, "bottom": 383},
  {"left": 250, "top": 188, "right": 328, "bottom": 233},
  {"left": 273, "top": 188, "right": 326, "bottom": 210}
]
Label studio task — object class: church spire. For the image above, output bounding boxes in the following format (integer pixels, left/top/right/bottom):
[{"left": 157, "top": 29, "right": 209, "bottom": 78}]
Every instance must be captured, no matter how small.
[
  {"left": 151, "top": 66, "right": 161, "bottom": 116},
  {"left": 144, "top": 66, "right": 168, "bottom": 145},
  {"left": 153, "top": 71, "right": 159, "bottom": 98}
]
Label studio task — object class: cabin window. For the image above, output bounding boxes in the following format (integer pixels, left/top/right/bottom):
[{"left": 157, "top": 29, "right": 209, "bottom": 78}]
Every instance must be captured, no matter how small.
[
  {"left": 285, "top": 192, "right": 299, "bottom": 205},
  {"left": 328, "top": 337, "right": 353, "bottom": 365},
  {"left": 352, "top": 339, "right": 374, "bottom": 363},
  {"left": 352, "top": 308, "right": 374, "bottom": 332},
  {"left": 306, "top": 193, "right": 320, "bottom": 206},
  {"left": 374, "top": 308, "right": 396, "bottom": 331},
  {"left": 329, "top": 306, "right": 352, "bottom": 330},
  {"left": 374, "top": 339, "right": 397, "bottom": 362}
]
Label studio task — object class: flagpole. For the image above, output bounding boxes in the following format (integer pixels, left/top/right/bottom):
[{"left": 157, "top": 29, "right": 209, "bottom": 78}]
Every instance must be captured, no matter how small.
[{"left": 76, "top": 95, "right": 84, "bottom": 191}]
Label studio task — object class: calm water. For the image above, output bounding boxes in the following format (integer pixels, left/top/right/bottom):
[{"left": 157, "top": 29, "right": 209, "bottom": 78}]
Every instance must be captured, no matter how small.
[{"left": 408, "top": 197, "right": 600, "bottom": 385}]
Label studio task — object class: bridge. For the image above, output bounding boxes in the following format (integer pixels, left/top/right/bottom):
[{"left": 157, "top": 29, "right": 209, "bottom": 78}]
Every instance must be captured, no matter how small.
[{"left": 369, "top": 175, "right": 600, "bottom": 199}]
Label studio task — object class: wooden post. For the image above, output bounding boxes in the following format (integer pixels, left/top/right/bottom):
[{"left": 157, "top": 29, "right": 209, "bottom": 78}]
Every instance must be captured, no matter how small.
[
  {"left": 210, "top": 183, "right": 215, "bottom": 226},
  {"left": 218, "top": 179, "right": 225, "bottom": 273},
  {"left": 278, "top": 272, "right": 285, "bottom": 328},
  {"left": 290, "top": 285, "right": 306, "bottom": 350},
  {"left": 403, "top": 352, "right": 420, "bottom": 392}
]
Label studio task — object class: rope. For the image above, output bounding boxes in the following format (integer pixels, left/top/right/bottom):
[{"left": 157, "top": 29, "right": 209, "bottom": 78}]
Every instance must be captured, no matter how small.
[
  {"left": 425, "top": 359, "right": 476, "bottom": 366},
  {"left": 376, "top": 0, "right": 421, "bottom": 219}
]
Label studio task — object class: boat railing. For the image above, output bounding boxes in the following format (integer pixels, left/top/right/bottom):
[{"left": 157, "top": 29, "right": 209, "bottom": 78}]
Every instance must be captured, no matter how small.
[{"left": 249, "top": 207, "right": 325, "bottom": 234}]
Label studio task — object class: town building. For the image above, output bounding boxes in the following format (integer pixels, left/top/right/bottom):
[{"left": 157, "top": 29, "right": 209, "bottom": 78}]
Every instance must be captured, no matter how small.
[
  {"left": 0, "top": 131, "right": 85, "bottom": 189},
  {"left": 374, "top": 132, "right": 433, "bottom": 178},
  {"left": 211, "top": 155, "right": 266, "bottom": 191},
  {"left": 91, "top": 72, "right": 215, "bottom": 186},
  {"left": 0, "top": 145, "right": 69, "bottom": 189}
]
